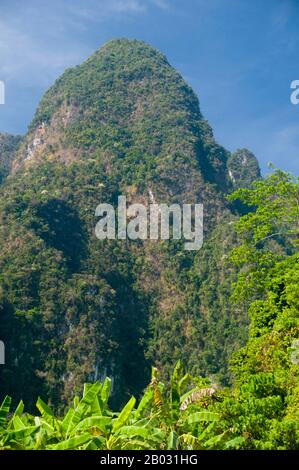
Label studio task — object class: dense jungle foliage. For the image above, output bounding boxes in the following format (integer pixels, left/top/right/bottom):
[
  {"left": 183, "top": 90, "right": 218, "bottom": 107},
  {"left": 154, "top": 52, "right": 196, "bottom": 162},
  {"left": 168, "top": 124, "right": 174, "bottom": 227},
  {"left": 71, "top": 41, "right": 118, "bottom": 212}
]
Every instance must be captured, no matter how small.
[{"left": 0, "top": 169, "right": 297, "bottom": 450}]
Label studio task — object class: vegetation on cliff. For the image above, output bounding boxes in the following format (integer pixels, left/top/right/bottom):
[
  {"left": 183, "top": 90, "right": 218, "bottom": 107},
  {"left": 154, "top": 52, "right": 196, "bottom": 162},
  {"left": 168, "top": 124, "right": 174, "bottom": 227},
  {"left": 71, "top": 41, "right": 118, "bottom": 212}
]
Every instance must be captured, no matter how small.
[{"left": 0, "top": 41, "right": 298, "bottom": 449}]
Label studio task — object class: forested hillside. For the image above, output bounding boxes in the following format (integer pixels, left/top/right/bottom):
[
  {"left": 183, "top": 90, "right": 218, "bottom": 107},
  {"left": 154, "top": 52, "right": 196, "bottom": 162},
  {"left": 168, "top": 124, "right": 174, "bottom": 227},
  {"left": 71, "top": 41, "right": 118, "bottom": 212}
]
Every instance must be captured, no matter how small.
[
  {"left": 0, "top": 170, "right": 298, "bottom": 449},
  {"left": 0, "top": 40, "right": 297, "bottom": 450},
  {"left": 0, "top": 133, "right": 22, "bottom": 185}
]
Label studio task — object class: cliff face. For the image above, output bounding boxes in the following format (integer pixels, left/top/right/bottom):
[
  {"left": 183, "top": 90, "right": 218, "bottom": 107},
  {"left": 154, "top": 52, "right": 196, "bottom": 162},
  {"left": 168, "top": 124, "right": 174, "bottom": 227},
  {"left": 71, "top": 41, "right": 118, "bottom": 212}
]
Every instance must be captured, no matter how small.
[{"left": 0, "top": 40, "right": 259, "bottom": 409}]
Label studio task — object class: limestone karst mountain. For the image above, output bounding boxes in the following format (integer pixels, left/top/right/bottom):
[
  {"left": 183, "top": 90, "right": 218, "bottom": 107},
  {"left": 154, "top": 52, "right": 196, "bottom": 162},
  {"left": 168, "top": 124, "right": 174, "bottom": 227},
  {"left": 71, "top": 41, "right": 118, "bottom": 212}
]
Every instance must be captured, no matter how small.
[{"left": 0, "top": 39, "right": 260, "bottom": 409}]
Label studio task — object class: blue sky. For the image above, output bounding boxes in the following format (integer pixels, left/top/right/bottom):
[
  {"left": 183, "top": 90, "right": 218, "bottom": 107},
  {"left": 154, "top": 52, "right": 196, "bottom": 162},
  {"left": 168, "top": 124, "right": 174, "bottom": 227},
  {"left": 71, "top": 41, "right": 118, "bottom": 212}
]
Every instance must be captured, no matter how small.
[{"left": 0, "top": 0, "right": 298, "bottom": 174}]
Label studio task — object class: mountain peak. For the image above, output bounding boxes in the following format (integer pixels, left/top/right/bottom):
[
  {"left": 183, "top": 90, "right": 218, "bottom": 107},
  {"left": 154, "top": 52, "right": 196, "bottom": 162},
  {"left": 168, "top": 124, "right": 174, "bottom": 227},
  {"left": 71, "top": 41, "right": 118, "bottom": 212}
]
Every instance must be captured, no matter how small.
[
  {"left": 13, "top": 39, "right": 229, "bottom": 198},
  {"left": 93, "top": 38, "right": 170, "bottom": 65}
]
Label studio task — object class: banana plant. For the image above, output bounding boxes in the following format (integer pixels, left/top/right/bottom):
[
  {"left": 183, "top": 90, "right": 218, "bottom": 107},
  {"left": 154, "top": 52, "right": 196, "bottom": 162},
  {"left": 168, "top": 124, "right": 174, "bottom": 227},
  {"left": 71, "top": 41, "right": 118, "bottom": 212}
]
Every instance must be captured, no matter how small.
[
  {"left": 143, "top": 361, "right": 224, "bottom": 449},
  {"left": 0, "top": 362, "right": 243, "bottom": 450}
]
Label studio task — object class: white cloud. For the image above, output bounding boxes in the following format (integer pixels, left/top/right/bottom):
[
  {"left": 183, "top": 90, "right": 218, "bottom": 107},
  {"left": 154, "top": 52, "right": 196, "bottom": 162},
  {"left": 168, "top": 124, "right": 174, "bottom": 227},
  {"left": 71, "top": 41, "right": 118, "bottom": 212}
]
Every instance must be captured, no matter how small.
[
  {"left": 0, "top": 0, "right": 149, "bottom": 84},
  {"left": 151, "top": 0, "right": 171, "bottom": 11},
  {"left": 68, "top": 0, "right": 146, "bottom": 19},
  {"left": 0, "top": 20, "right": 86, "bottom": 85},
  {"left": 109, "top": 0, "right": 146, "bottom": 13}
]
